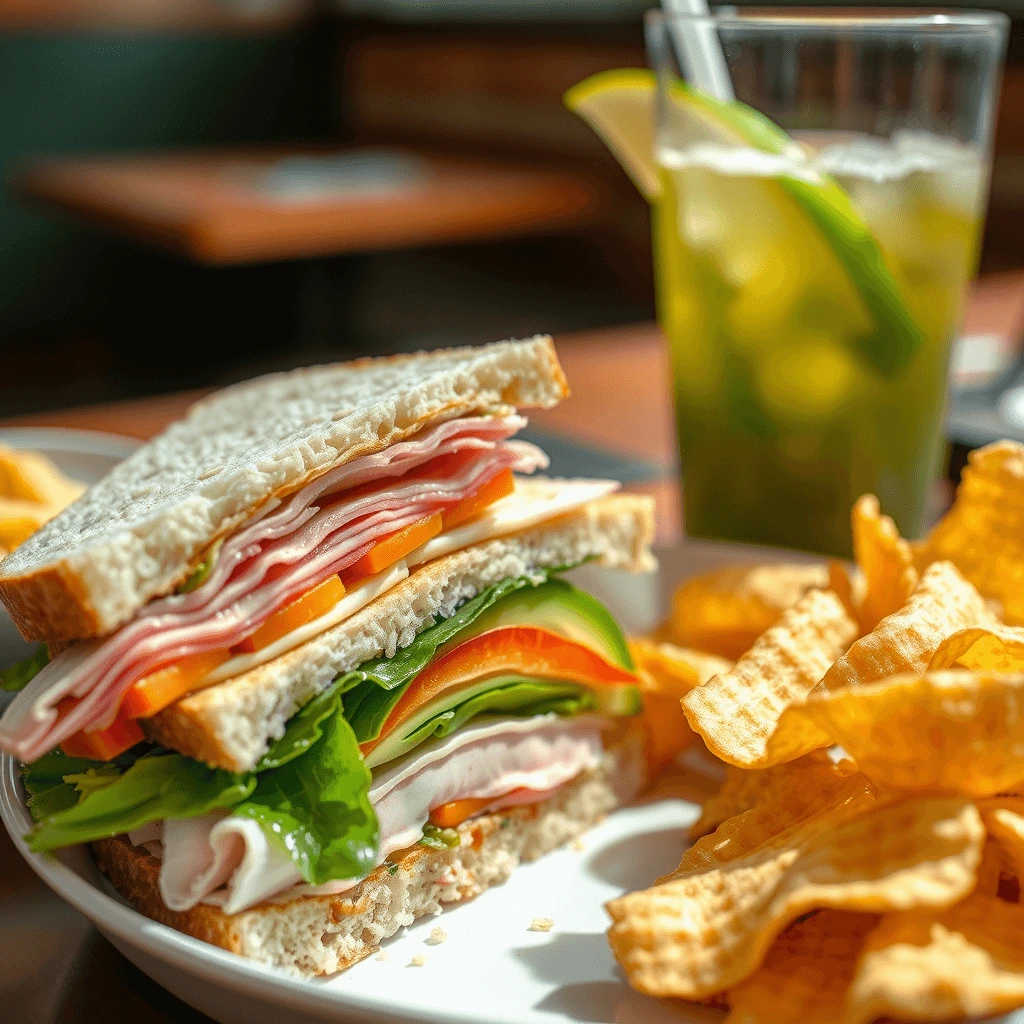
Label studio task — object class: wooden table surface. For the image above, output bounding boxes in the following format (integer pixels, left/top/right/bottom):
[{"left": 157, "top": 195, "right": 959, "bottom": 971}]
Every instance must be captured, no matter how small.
[
  {"left": 2, "top": 292, "right": 1023, "bottom": 1021},
  {"left": 14, "top": 148, "right": 604, "bottom": 265}
]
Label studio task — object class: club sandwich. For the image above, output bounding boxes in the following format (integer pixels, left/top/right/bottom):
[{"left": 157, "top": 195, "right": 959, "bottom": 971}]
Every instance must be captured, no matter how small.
[{"left": 0, "top": 337, "right": 654, "bottom": 975}]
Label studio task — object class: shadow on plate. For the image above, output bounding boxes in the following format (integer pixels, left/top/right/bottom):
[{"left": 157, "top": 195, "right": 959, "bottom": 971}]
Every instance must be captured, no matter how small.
[
  {"left": 514, "top": 935, "right": 719, "bottom": 1024},
  {"left": 535, "top": 979, "right": 716, "bottom": 1024},
  {"left": 586, "top": 826, "right": 690, "bottom": 891}
]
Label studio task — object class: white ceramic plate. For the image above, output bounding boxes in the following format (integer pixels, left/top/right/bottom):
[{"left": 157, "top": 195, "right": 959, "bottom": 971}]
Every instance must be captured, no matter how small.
[{"left": 0, "top": 537, "right": 826, "bottom": 1024}]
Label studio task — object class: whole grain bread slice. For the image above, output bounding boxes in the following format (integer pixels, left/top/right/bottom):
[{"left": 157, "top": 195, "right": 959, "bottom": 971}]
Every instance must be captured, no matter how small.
[
  {"left": 93, "top": 723, "right": 645, "bottom": 977},
  {"left": 144, "top": 491, "right": 655, "bottom": 772},
  {"left": 0, "top": 337, "right": 568, "bottom": 643}
]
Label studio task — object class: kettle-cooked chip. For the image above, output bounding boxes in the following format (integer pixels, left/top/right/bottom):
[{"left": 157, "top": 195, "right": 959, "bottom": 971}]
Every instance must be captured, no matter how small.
[
  {"left": 976, "top": 798, "right": 1024, "bottom": 890},
  {"left": 669, "top": 563, "right": 830, "bottom": 660},
  {"left": 0, "top": 447, "right": 84, "bottom": 553},
  {"left": 918, "top": 440, "right": 1024, "bottom": 625},
  {"left": 822, "top": 561, "right": 995, "bottom": 693},
  {"left": 851, "top": 494, "right": 919, "bottom": 635},
  {"left": 847, "top": 894, "right": 1024, "bottom": 1024},
  {"left": 606, "top": 781, "right": 982, "bottom": 1000},
  {"left": 974, "top": 838, "right": 1006, "bottom": 898},
  {"left": 775, "top": 671, "right": 1024, "bottom": 796},
  {"left": 630, "top": 639, "right": 732, "bottom": 766},
  {"left": 827, "top": 560, "right": 863, "bottom": 623},
  {"left": 724, "top": 910, "right": 880, "bottom": 1024},
  {"left": 682, "top": 590, "right": 855, "bottom": 769},
  {"left": 927, "top": 622, "right": 1024, "bottom": 672},
  {"left": 689, "top": 750, "right": 857, "bottom": 841}
]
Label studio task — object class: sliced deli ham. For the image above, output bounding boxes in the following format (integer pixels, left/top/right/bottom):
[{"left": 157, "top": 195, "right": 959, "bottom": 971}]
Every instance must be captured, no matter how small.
[
  {"left": 156, "top": 715, "right": 604, "bottom": 914},
  {"left": 0, "top": 416, "right": 548, "bottom": 762}
]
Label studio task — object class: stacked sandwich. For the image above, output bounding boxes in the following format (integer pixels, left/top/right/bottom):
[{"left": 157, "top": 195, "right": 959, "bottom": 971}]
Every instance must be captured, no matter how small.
[{"left": 0, "top": 338, "right": 654, "bottom": 975}]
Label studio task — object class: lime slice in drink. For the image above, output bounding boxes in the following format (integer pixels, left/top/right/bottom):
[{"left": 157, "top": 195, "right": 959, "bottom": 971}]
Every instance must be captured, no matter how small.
[{"left": 565, "top": 69, "right": 925, "bottom": 377}]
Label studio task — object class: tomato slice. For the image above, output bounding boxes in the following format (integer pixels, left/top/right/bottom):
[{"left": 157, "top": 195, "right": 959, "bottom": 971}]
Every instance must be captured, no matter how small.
[
  {"left": 60, "top": 700, "right": 145, "bottom": 761},
  {"left": 442, "top": 468, "right": 514, "bottom": 531},
  {"left": 362, "top": 626, "right": 638, "bottom": 755},
  {"left": 342, "top": 513, "right": 442, "bottom": 584},
  {"left": 233, "top": 575, "right": 346, "bottom": 656}
]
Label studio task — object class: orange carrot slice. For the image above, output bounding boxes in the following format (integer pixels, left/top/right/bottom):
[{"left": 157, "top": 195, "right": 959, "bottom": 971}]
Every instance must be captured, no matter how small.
[
  {"left": 233, "top": 574, "right": 347, "bottom": 656},
  {"left": 120, "top": 648, "right": 233, "bottom": 719},
  {"left": 342, "top": 513, "right": 442, "bottom": 583},
  {"left": 442, "top": 468, "right": 515, "bottom": 531}
]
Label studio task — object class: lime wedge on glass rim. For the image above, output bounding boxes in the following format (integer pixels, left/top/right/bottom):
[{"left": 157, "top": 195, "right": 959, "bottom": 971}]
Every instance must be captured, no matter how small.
[{"left": 564, "top": 68, "right": 924, "bottom": 377}]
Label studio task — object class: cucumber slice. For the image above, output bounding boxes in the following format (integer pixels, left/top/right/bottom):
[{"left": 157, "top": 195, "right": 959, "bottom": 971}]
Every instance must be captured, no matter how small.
[{"left": 436, "top": 577, "right": 634, "bottom": 670}]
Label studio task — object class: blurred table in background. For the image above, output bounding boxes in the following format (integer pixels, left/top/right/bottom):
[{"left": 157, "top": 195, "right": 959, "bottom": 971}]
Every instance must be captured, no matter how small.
[{"left": 14, "top": 148, "right": 604, "bottom": 264}]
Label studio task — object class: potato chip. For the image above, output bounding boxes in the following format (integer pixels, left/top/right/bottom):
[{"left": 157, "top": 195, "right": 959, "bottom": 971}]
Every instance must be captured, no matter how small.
[
  {"left": 0, "top": 447, "right": 84, "bottom": 552},
  {"left": 827, "top": 560, "right": 862, "bottom": 622},
  {"left": 630, "top": 639, "right": 732, "bottom": 766},
  {"left": 775, "top": 670, "right": 1024, "bottom": 796},
  {"left": 682, "top": 590, "right": 855, "bottom": 769},
  {"left": 976, "top": 797, "right": 1024, "bottom": 889},
  {"left": 0, "top": 445, "right": 83, "bottom": 507},
  {"left": 927, "top": 622, "right": 1024, "bottom": 672},
  {"left": 847, "top": 893, "right": 1024, "bottom": 1023},
  {"left": 724, "top": 910, "right": 879, "bottom": 1024},
  {"left": 918, "top": 440, "right": 1024, "bottom": 625},
  {"left": 822, "top": 560, "right": 994, "bottom": 693},
  {"left": 689, "top": 750, "right": 857, "bottom": 841},
  {"left": 851, "top": 494, "right": 919, "bottom": 634},
  {"left": 669, "top": 563, "right": 830, "bottom": 660},
  {"left": 974, "top": 838, "right": 1007, "bottom": 898},
  {"left": 606, "top": 779, "right": 982, "bottom": 999}
]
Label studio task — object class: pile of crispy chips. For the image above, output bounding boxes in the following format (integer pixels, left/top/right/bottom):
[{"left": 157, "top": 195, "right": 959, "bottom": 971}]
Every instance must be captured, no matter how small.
[
  {"left": 622, "top": 440, "right": 1024, "bottom": 1023},
  {"left": 0, "top": 445, "right": 84, "bottom": 555}
]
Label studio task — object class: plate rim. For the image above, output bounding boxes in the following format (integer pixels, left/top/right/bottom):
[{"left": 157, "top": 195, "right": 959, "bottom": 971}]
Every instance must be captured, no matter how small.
[{"left": 0, "top": 426, "right": 142, "bottom": 461}]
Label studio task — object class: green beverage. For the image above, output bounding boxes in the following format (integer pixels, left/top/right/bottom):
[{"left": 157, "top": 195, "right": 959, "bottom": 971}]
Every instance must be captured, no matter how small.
[
  {"left": 655, "top": 131, "right": 984, "bottom": 555},
  {"left": 566, "top": 11, "right": 1006, "bottom": 557}
]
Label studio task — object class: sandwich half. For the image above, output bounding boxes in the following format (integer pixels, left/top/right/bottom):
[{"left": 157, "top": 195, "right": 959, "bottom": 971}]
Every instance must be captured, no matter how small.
[{"left": 0, "top": 336, "right": 655, "bottom": 975}]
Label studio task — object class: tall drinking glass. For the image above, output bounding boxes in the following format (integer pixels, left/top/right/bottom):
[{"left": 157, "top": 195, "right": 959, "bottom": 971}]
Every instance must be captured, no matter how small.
[{"left": 647, "top": 9, "right": 1007, "bottom": 556}]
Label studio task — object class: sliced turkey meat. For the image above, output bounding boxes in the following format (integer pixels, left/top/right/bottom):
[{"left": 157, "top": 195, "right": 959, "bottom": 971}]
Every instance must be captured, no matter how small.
[{"left": 153, "top": 714, "right": 604, "bottom": 914}]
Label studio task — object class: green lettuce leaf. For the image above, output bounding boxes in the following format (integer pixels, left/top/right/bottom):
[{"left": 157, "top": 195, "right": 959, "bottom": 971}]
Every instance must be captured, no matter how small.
[
  {"left": 25, "top": 751, "right": 255, "bottom": 852},
  {"left": 419, "top": 823, "right": 460, "bottom": 849},
  {"left": 1, "top": 645, "right": 50, "bottom": 692},
  {"left": 176, "top": 539, "right": 223, "bottom": 595},
  {"left": 255, "top": 674, "right": 359, "bottom": 771},
  {"left": 399, "top": 679, "right": 595, "bottom": 750},
  {"left": 233, "top": 703, "right": 377, "bottom": 884},
  {"left": 22, "top": 749, "right": 127, "bottom": 822}
]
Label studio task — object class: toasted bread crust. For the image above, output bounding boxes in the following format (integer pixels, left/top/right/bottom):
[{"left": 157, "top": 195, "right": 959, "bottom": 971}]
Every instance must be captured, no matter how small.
[
  {"left": 0, "top": 560, "right": 97, "bottom": 645},
  {"left": 94, "top": 726, "right": 645, "bottom": 976},
  {"left": 1, "top": 338, "right": 569, "bottom": 642}
]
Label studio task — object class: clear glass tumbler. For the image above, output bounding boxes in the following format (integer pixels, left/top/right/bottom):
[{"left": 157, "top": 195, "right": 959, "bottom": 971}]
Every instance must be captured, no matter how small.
[{"left": 647, "top": 8, "right": 1008, "bottom": 556}]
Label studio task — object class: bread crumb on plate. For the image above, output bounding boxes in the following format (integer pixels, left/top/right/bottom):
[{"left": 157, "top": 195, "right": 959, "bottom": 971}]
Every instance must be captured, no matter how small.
[
  {"left": 426, "top": 927, "right": 447, "bottom": 945},
  {"left": 409, "top": 954, "right": 427, "bottom": 967},
  {"left": 529, "top": 917, "right": 555, "bottom": 933}
]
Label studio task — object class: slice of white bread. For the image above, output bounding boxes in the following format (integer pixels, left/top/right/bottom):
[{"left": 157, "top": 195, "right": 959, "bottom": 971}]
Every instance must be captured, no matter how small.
[
  {"left": 145, "top": 490, "right": 656, "bottom": 772},
  {"left": 0, "top": 337, "right": 568, "bottom": 643},
  {"left": 93, "top": 723, "right": 645, "bottom": 977}
]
